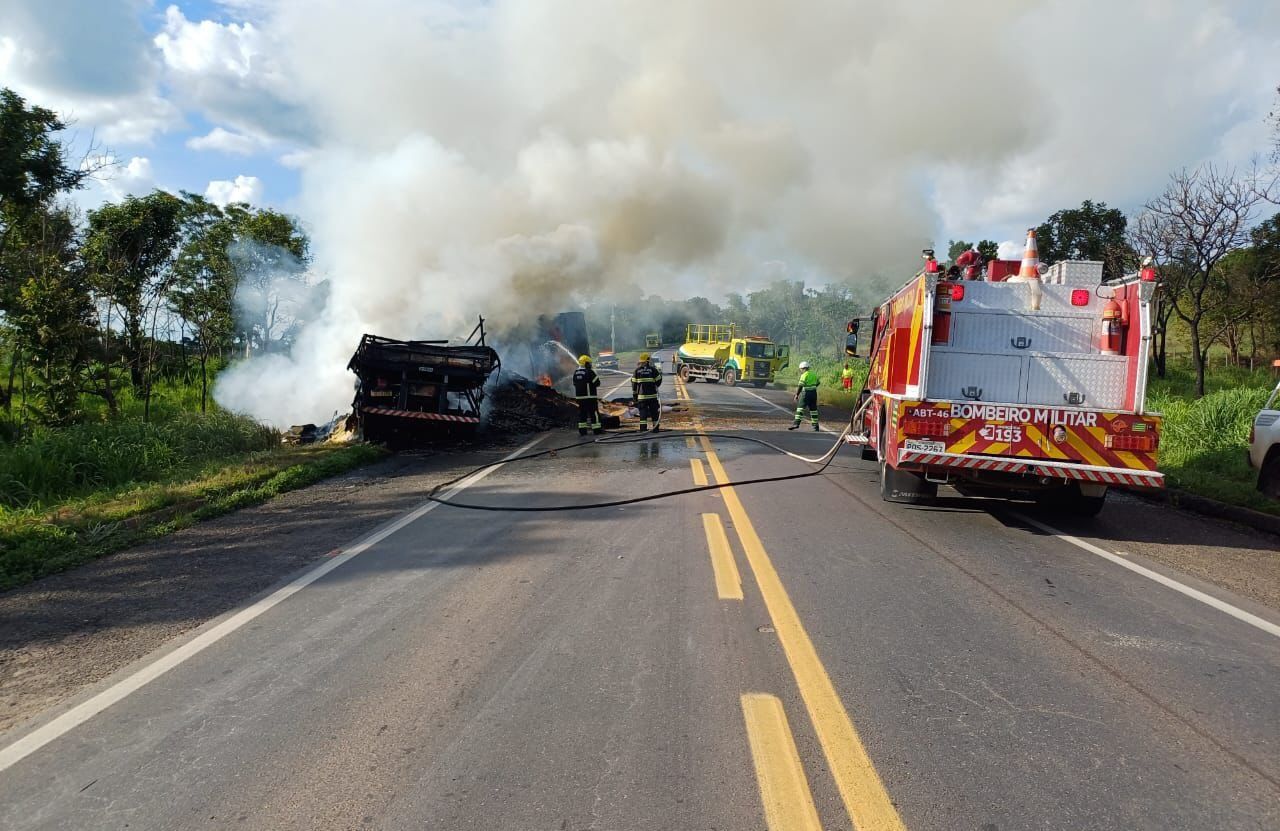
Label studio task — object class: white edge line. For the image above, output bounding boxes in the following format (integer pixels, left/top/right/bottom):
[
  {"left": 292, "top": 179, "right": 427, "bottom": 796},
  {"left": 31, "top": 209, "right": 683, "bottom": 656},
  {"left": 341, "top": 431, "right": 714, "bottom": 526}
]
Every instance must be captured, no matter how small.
[
  {"left": 0, "top": 434, "right": 547, "bottom": 773},
  {"left": 737, "top": 385, "right": 837, "bottom": 434},
  {"left": 1012, "top": 511, "right": 1280, "bottom": 639}
]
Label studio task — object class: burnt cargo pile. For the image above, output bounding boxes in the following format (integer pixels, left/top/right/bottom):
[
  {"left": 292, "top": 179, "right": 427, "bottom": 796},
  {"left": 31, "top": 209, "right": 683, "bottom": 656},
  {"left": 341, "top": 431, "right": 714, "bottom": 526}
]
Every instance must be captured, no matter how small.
[
  {"left": 348, "top": 330, "right": 500, "bottom": 445},
  {"left": 485, "top": 373, "right": 583, "bottom": 434}
]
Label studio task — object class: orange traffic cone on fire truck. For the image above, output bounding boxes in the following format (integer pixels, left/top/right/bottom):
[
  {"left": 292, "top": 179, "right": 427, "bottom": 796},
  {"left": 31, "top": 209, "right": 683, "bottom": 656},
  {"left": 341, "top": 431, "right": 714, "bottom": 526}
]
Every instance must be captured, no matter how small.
[{"left": 1007, "top": 228, "right": 1044, "bottom": 310}]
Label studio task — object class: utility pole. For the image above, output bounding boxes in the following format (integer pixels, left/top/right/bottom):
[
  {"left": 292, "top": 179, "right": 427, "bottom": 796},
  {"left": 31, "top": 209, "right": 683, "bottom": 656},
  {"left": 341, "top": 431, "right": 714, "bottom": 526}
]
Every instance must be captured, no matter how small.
[{"left": 610, "top": 305, "right": 616, "bottom": 353}]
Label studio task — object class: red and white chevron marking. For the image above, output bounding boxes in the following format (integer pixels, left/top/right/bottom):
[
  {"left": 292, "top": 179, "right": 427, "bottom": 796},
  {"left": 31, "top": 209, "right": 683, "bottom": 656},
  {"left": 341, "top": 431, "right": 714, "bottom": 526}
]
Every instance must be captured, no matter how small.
[
  {"left": 898, "top": 450, "right": 1163, "bottom": 488},
  {"left": 362, "top": 407, "right": 480, "bottom": 424}
]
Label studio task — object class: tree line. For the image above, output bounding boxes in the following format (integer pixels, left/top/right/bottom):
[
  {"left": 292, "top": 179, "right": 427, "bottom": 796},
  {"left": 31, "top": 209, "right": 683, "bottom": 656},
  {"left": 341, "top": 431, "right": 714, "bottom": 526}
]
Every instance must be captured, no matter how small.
[{"left": 0, "top": 89, "right": 314, "bottom": 427}]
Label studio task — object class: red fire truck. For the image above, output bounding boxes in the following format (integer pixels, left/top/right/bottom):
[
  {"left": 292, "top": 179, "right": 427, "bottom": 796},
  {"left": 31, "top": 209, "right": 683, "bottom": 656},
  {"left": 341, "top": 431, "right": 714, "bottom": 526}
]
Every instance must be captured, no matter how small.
[{"left": 856, "top": 241, "right": 1163, "bottom": 516}]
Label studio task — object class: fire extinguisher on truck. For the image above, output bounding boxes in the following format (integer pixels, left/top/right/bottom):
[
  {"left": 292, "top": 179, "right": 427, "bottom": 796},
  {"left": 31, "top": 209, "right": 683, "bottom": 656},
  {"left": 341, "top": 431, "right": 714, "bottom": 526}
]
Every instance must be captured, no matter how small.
[{"left": 847, "top": 231, "right": 1165, "bottom": 517}]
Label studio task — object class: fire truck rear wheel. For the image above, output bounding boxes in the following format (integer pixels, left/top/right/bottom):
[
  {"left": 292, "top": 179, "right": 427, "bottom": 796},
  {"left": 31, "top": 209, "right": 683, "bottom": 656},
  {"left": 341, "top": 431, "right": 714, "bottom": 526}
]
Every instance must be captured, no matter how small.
[{"left": 723, "top": 368, "right": 737, "bottom": 386}]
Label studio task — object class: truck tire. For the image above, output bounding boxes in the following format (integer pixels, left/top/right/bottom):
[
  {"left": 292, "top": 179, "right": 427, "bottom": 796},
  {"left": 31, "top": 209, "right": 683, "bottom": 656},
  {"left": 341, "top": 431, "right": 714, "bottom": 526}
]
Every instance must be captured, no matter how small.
[
  {"left": 877, "top": 419, "right": 934, "bottom": 503},
  {"left": 723, "top": 368, "right": 737, "bottom": 386},
  {"left": 1036, "top": 483, "right": 1107, "bottom": 517},
  {"left": 1258, "top": 448, "right": 1280, "bottom": 499},
  {"left": 677, "top": 365, "right": 691, "bottom": 382}
]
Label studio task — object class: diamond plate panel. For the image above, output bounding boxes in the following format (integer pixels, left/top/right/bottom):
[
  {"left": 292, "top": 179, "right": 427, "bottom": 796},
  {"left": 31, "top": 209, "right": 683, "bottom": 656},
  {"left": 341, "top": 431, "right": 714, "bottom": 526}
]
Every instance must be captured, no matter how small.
[
  {"left": 1025, "top": 355, "right": 1127, "bottom": 409},
  {"left": 949, "top": 312, "right": 1094, "bottom": 355}
]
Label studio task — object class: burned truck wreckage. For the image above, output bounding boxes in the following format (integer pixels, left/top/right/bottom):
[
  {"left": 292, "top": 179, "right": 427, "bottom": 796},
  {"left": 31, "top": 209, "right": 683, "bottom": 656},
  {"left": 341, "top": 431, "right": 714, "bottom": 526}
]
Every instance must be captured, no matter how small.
[
  {"left": 346, "top": 313, "right": 615, "bottom": 445},
  {"left": 348, "top": 318, "right": 501, "bottom": 444}
]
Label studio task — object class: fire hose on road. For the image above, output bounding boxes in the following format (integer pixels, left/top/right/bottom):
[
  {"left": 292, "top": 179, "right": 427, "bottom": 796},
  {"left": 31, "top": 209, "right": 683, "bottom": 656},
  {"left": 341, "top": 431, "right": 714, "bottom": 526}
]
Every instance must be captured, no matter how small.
[{"left": 422, "top": 397, "right": 873, "bottom": 513}]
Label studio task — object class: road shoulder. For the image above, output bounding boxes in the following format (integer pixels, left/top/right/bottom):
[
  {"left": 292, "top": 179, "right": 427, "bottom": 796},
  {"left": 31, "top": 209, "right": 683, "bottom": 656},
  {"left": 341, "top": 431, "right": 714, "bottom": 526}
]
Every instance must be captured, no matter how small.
[{"left": 0, "top": 442, "right": 531, "bottom": 735}]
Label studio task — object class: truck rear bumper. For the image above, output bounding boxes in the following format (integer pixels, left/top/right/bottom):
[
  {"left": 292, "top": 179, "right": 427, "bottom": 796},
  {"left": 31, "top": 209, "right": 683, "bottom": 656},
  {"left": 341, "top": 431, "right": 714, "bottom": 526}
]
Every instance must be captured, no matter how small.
[
  {"left": 362, "top": 406, "right": 480, "bottom": 424},
  {"left": 897, "top": 448, "right": 1164, "bottom": 488}
]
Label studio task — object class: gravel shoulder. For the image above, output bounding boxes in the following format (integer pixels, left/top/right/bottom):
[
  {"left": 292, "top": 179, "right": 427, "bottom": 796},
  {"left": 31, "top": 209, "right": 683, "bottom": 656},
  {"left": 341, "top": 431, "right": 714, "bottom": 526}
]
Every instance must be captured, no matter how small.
[{"left": 0, "top": 440, "right": 531, "bottom": 735}]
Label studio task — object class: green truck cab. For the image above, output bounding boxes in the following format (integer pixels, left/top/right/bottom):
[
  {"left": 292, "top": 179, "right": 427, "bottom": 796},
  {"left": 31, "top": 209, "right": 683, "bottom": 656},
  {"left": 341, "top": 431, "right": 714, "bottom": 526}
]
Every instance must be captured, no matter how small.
[{"left": 673, "top": 324, "right": 789, "bottom": 387}]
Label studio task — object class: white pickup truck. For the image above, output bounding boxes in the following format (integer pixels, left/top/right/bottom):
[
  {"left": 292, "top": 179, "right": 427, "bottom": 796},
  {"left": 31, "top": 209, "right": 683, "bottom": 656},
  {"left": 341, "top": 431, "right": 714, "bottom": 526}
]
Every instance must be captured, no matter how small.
[{"left": 1249, "top": 378, "right": 1280, "bottom": 498}]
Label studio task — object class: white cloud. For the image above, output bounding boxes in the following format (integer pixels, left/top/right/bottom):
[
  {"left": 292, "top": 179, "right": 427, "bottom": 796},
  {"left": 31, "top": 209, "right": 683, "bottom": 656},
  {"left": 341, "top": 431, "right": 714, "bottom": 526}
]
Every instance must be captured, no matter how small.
[
  {"left": 154, "top": 5, "right": 259, "bottom": 77},
  {"left": 205, "top": 174, "right": 264, "bottom": 206},
  {"left": 187, "top": 126, "right": 267, "bottom": 155},
  {"left": 929, "top": 1, "right": 1280, "bottom": 243},
  {"left": 154, "top": 5, "right": 309, "bottom": 144},
  {"left": 277, "top": 149, "right": 313, "bottom": 169},
  {"left": 0, "top": 0, "right": 180, "bottom": 145},
  {"left": 71, "top": 155, "right": 162, "bottom": 208}
]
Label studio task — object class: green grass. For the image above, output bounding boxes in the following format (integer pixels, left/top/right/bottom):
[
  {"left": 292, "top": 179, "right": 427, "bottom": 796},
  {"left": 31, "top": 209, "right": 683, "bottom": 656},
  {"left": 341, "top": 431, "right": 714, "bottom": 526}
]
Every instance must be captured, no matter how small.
[
  {"left": 1147, "top": 383, "right": 1276, "bottom": 514},
  {"left": 0, "top": 442, "right": 386, "bottom": 590},
  {"left": 0, "top": 411, "right": 281, "bottom": 509},
  {"left": 774, "top": 356, "right": 868, "bottom": 409}
]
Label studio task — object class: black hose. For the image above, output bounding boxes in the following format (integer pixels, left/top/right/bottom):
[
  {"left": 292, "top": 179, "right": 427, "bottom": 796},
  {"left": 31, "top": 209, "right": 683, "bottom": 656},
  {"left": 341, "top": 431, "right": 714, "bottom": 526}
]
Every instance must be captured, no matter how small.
[{"left": 423, "top": 429, "right": 850, "bottom": 512}]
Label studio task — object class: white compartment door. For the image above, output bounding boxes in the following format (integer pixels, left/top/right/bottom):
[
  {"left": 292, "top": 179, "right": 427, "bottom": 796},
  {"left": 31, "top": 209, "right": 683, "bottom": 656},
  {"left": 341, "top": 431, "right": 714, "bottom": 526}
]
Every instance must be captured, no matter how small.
[
  {"left": 925, "top": 351, "right": 1024, "bottom": 403},
  {"left": 949, "top": 312, "right": 1095, "bottom": 355},
  {"left": 1025, "top": 355, "right": 1127, "bottom": 409}
]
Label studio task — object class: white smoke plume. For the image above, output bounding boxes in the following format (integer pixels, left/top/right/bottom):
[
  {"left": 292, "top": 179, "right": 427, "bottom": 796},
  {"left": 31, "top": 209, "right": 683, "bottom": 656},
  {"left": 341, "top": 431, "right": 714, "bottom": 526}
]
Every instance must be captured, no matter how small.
[{"left": 212, "top": 0, "right": 1279, "bottom": 425}]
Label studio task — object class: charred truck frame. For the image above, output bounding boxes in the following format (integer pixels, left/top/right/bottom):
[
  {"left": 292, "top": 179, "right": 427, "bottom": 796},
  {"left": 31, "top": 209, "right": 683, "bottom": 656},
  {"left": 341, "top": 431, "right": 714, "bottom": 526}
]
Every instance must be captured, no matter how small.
[{"left": 348, "top": 317, "right": 500, "bottom": 444}]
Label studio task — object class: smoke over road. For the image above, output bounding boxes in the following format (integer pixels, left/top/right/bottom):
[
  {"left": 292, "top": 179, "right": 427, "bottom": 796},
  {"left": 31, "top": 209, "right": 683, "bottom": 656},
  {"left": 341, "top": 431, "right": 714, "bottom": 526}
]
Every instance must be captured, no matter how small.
[{"left": 211, "top": 0, "right": 1277, "bottom": 426}]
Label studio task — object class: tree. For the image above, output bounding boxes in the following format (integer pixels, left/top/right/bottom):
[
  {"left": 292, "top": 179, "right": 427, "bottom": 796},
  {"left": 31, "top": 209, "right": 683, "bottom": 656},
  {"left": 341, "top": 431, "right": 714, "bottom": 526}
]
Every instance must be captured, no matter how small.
[
  {"left": 171, "top": 197, "right": 236, "bottom": 411},
  {"left": 1269, "top": 84, "right": 1279, "bottom": 163},
  {"left": 5, "top": 206, "right": 96, "bottom": 424},
  {"left": 0, "top": 88, "right": 95, "bottom": 415},
  {"left": 1131, "top": 165, "right": 1273, "bottom": 396},
  {"left": 0, "top": 89, "right": 89, "bottom": 263},
  {"left": 223, "top": 208, "right": 311, "bottom": 355},
  {"left": 947, "top": 239, "right": 999, "bottom": 264},
  {"left": 83, "top": 192, "right": 186, "bottom": 421},
  {"left": 1036, "top": 200, "right": 1134, "bottom": 281}
]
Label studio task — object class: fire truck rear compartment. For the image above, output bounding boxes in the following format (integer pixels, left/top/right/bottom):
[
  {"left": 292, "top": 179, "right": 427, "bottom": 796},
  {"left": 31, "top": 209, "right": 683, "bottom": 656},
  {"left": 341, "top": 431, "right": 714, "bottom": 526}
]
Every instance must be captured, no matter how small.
[{"left": 927, "top": 282, "right": 1133, "bottom": 411}]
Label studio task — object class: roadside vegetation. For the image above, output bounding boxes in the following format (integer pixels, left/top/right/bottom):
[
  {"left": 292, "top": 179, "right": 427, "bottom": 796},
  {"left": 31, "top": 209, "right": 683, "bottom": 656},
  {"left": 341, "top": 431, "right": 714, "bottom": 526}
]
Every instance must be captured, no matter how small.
[
  {"left": 1147, "top": 364, "right": 1276, "bottom": 515},
  {"left": 0, "top": 89, "right": 383, "bottom": 589}
]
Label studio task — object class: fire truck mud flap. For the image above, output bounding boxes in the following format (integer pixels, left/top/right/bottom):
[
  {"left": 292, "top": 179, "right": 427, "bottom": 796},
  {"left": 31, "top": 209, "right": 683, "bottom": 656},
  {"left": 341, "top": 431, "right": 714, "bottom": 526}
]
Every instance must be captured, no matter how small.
[{"left": 880, "top": 458, "right": 936, "bottom": 504}]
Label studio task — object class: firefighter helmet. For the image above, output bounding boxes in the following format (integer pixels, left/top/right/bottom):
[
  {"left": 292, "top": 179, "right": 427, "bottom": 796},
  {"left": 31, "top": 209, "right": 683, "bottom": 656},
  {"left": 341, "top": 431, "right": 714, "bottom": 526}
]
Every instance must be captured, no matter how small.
[
  {"left": 578, "top": 355, "right": 591, "bottom": 366},
  {"left": 799, "top": 361, "right": 811, "bottom": 370},
  {"left": 639, "top": 352, "right": 651, "bottom": 363}
]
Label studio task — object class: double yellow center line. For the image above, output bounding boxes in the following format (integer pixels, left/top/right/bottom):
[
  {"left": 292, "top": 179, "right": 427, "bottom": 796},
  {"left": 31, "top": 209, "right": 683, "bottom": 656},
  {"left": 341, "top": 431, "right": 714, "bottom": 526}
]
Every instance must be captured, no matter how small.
[{"left": 693, "top": 424, "right": 906, "bottom": 831}]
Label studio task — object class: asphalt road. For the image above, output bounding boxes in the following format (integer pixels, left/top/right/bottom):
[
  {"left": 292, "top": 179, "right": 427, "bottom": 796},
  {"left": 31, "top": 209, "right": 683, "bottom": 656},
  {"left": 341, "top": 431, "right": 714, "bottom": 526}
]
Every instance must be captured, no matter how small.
[{"left": 1, "top": 354, "right": 1278, "bottom": 830}]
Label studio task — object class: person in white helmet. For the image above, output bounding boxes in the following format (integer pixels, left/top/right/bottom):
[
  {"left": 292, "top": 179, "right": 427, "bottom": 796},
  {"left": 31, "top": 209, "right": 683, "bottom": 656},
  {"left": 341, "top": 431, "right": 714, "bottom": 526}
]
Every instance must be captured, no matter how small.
[{"left": 790, "top": 361, "right": 820, "bottom": 431}]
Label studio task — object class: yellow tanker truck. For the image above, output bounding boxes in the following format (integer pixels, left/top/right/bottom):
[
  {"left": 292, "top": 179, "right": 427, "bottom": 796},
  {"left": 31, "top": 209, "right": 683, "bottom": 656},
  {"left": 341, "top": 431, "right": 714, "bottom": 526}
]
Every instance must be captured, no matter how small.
[{"left": 673, "top": 324, "right": 789, "bottom": 387}]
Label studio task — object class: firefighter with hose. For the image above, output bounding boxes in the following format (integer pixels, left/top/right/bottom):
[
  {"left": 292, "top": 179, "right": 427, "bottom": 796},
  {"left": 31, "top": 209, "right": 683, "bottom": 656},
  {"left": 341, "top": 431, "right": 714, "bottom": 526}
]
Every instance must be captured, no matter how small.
[
  {"left": 790, "top": 361, "right": 820, "bottom": 432},
  {"left": 573, "top": 355, "right": 603, "bottom": 436},
  {"left": 631, "top": 352, "right": 663, "bottom": 432}
]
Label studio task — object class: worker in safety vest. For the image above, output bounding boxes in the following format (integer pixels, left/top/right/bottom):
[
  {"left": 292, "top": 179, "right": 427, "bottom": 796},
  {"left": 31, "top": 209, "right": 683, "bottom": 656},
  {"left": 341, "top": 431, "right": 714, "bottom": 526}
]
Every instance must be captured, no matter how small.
[
  {"left": 841, "top": 362, "right": 855, "bottom": 391},
  {"left": 790, "top": 361, "right": 820, "bottom": 431},
  {"left": 573, "top": 355, "right": 603, "bottom": 436},
  {"left": 631, "top": 352, "right": 663, "bottom": 432}
]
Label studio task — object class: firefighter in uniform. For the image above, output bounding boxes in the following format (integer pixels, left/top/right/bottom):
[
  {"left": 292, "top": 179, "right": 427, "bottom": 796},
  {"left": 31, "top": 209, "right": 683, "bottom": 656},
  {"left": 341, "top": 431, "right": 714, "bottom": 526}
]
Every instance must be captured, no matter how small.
[
  {"left": 573, "top": 355, "right": 603, "bottom": 436},
  {"left": 631, "top": 352, "right": 663, "bottom": 432},
  {"left": 790, "top": 361, "right": 820, "bottom": 431}
]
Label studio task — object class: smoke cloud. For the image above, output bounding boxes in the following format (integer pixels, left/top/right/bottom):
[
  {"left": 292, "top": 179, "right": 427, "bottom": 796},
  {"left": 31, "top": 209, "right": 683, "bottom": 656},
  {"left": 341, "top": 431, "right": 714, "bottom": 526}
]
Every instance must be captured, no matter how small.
[{"left": 211, "top": 0, "right": 1278, "bottom": 425}]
